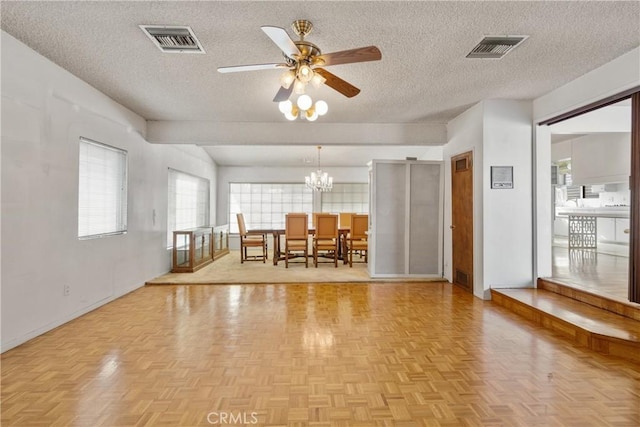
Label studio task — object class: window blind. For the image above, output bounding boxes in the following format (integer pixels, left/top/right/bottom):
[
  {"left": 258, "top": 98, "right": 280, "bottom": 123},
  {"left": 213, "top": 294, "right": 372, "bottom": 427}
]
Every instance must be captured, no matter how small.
[
  {"left": 321, "top": 183, "right": 369, "bottom": 214},
  {"left": 228, "top": 183, "right": 313, "bottom": 233},
  {"left": 78, "top": 137, "right": 128, "bottom": 239},
  {"left": 167, "top": 169, "right": 210, "bottom": 246}
]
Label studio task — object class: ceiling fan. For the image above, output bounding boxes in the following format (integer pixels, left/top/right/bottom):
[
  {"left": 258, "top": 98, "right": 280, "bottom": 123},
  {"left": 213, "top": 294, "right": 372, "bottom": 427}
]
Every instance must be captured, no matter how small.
[{"left": 217, "top": 19, "right": 382, "bottom": 102}]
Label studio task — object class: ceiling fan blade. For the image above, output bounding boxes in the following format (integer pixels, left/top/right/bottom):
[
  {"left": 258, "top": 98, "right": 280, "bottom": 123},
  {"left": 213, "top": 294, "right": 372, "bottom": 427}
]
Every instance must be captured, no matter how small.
[
  {"left": 314, "top": 68, "right": 361, "bottom": 98},
  {"left": 273, "top": 84, "right": 294, "bottom": 102},
  {"left": 217, "top": 63, "right": 288, "bottom": 73},
  {"left": 261, "top": 26, "right": 301, "bottom": 58},
  {"left": 313, "top": 46, "right": 382, "bottom": 67}
]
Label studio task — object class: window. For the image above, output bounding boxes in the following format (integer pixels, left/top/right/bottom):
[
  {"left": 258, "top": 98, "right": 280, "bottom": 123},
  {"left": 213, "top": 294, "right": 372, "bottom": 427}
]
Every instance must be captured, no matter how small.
[
  {"left": 168, "top": 169, "right": 210, "bottom": 246},
  {"left": 229, "top": 183, "right": 313, "bottom": 233},
  {"left": 321, "top": 183, "right": 369, "bottom": 214},
  {"left": 78, "top": 137, "right": 128, "bottom": 239}
]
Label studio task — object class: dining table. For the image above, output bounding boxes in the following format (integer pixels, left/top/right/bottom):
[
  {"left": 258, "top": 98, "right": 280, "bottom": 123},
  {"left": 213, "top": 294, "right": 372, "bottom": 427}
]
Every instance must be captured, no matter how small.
[{"left": 248, "top": 227, "right": 350, "bottom": 265}]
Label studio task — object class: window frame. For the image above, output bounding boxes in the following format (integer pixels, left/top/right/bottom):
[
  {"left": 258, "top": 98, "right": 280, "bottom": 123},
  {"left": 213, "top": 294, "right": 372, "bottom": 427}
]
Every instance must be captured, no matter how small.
[
  {"left": 167, "top": 168, "right": 211, "bottom": 247},
  {"left": 77, "top": 137, "right": 128, "bottom": 240}
]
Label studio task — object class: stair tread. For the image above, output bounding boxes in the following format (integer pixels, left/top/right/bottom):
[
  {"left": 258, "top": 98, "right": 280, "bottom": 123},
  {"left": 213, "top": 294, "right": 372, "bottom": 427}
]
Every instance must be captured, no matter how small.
[{"left": 494, "top": 288, "right": 640, "bottom": 342}]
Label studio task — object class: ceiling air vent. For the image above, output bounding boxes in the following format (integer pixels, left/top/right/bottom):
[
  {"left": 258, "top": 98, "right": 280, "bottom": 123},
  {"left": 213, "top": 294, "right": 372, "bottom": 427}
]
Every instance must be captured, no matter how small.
[
  {"left": 140, "top": 25, "right": 205, "bottom": 54},
  {"left": 466, "top": 35, "right": 528, "bottom": 59}
]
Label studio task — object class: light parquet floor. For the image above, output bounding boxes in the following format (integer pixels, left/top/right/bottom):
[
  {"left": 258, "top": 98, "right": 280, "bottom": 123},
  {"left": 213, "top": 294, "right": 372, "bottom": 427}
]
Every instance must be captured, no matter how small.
[{"left": 2, "top": 282, "right": 640, "bottom": 426}]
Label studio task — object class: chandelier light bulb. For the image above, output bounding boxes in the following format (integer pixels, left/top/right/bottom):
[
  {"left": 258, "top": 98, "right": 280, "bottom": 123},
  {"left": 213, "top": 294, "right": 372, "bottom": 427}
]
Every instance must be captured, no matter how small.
[
  {"left": 306, "top": 108, "right": 318, "bottom": 121},
  {"left": 311, "top": 73, "right": 326, "bottom": 89},
  {"left": 278, "top": 100, "right": 292, "bottom": 114},
  {"left": 293, "top": 79, "right": 306, "bottom": 95},
  {"left": 297, "top": 94, "right": 312, "bottom": 111},
  {"left": 284, "top": 110, "right": 297, "bottom": 121},
  {"left": 280, "top": 70, "right": 295, "bottom": 89},
  {"left": 315, "top": 100, "right": 328, "bottom": 116},
  {"left": 297, "top": 64, "right": 314, "bottom": 83}
]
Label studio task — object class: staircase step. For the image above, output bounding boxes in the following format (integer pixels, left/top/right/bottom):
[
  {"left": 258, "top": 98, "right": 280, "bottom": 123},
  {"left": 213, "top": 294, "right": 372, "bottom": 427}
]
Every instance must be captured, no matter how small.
[
  {"left": 538, "top": 277, "right": 640, "bottom": 321},
  {"left": 491, "top": 287, "right": 640, "bottom": 363}
]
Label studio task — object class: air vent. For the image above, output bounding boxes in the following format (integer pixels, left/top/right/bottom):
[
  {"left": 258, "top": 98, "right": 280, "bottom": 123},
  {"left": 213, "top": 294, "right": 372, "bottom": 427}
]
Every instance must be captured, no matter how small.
[
  {"left": 140, "top": 25, "right": 205, "bottom": 54},
  {"left": 466, "top": 35, "right": 528, "bottom": 59}
]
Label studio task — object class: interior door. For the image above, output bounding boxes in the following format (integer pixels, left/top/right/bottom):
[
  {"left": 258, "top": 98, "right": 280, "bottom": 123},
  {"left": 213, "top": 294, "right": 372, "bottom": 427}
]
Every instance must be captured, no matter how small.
[{"left": 451, "top": 151, "right": 473, "bottom": 292}]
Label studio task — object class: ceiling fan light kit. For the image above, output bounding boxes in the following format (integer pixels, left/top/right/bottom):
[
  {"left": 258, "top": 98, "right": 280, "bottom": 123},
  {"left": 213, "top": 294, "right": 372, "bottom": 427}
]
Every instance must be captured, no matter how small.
[
  {"left": 217, "top": 19, "right": 381, "bottom": 107},
  {"left": 278, "top": 96, "right": 328, "bottom": 121}
]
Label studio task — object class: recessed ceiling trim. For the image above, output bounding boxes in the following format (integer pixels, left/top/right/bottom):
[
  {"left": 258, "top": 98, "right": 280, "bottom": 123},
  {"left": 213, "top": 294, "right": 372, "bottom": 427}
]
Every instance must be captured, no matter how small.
[
  {"left": 466, "top": 35, "right": 528, "bottom": 59},
  {"left": 139, "top": 25, "right": 205, "bottom": 54}
]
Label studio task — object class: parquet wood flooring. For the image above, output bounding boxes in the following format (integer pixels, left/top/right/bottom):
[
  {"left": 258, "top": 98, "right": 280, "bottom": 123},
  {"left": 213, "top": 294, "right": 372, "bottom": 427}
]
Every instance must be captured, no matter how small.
[
  {"left": 491, "top": 287, "right": 640, "bottom": 363},
  {"left": 2, "top": 282, "right": 640, "bottom": 426}
]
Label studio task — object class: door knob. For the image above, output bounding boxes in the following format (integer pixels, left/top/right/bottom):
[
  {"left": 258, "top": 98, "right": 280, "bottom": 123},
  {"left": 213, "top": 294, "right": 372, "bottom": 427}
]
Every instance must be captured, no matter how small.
[{"left": 450, "top": 225, "right": 456, "bottom": 229}]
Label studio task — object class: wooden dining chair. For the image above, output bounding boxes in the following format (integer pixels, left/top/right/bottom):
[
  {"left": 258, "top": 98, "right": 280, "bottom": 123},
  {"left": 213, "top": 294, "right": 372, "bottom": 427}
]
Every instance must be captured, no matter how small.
[
  {"left": 345, "top": 214, "right": 368, "bottom": 267},
  {"left": 312, "top": 212, "right": 321, "bottom": 228},
  {"left": 313, "top": 214, "right": 339, "bottom": 267},
  {"left": 339, "top": 212, "right": 355, "bottom": 229},
  {"left": 236, "top": 213, "right": 267, "bottom": 263},
  {"left": 285, "top": 213, "right": 309, "bottom": 268}
]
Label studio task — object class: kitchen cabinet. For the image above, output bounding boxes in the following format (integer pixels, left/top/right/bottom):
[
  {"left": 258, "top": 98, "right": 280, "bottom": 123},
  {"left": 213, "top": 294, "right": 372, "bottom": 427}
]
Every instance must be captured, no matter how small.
[
  {"left": 598, "top": 218, "right": 630, "bottom": 244},
  {"left": 554, "top": 217, "right": 568, "bottom": 237},
  {"left": 597, "top": 218, "right": 616, "bottom": 242},
  {"left": 615, "top": 218, "right": 630, "bottom": 243}
]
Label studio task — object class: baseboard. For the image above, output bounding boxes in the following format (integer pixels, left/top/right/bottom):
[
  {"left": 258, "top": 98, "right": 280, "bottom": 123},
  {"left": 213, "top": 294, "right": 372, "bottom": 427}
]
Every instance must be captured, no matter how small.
[{"left": 1, "top": 282, "right": 143, "bottom": 353}]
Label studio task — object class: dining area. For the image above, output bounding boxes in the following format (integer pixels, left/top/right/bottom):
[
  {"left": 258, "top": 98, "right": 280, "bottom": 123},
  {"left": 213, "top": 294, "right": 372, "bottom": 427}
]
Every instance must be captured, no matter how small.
[{"left": 236, "top": 212, "right": 369, "bottom": 268}]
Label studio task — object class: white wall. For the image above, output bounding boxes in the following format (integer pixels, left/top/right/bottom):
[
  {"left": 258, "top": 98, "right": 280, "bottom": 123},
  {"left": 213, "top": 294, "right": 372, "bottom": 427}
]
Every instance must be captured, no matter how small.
[
  {"left": 534, "top": 47, "right": 640, "bottom": 122},
  {"left": 533, "top": 46, "right": 640, "bottom": 279},
  {"left": 482, "top": 100, "right": 533, "bottom": 292},
  {"left": 443, "top": 103, "right": 484, "bottom": 295},
  {"left": 551, "top": 140, "right": 572, "bottom": 161},
  {"left": 444, "top": 100, "right": 533, "bottom": 299},
  {"left": 1, "top": 32, "right": 217, "bottom": 351}
]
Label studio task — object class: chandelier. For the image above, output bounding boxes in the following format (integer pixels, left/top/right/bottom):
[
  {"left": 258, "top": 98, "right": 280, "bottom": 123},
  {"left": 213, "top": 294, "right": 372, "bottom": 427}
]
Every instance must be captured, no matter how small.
[
  {"left": 305, "top": 146, "right": 333, "bottom": 192},
  {"left": 279, "top": 94, "right": 328, "bottom": 121}
]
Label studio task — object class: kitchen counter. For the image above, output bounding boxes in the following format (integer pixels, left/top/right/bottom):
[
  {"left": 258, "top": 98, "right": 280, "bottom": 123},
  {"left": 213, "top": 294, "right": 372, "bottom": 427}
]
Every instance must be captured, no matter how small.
[
  {"left": 555, "top": 207, "right": 629, "bottom": 249},
  {"left": 556, "top": 206, "right": 629, "bottom": 219}
]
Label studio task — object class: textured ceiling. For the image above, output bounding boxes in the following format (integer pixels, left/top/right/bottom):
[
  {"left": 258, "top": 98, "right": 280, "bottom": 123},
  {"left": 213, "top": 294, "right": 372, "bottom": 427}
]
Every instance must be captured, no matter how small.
[{"left": 2, "top": 1, "right": 639, "bottom": 166}]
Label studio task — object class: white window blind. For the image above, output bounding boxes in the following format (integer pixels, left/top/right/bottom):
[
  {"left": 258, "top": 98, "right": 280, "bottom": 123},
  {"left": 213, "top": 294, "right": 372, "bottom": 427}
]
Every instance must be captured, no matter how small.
[
  {"left": 228, "top": 183, "right": 313, "bottom": 233},
  {"left": 78, "top": 137, "right": 128, "bottom": 239},
  {"left": 168, "top": 169, "right": 210, "bottom": 246},
  {"left": 321, "top": 183, "right": 369, "bottom": 214}
]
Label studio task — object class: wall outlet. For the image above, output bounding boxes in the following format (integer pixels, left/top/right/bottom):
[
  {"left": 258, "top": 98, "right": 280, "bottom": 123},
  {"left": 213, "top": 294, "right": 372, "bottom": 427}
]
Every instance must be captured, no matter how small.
[{"left": 63, "top": 284, "right": 70, "bottom": 296}]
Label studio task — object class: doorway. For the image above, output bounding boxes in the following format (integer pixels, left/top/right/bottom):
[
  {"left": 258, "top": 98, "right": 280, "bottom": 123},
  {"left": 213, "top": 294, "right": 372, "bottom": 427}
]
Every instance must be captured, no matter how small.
[
  {"left": 547, "top": 98, "right": 632, "bottom": 302},
  {"left": 540, "top": 89, "right": 640, "bottom": 304},
  {"left": 451, "top": 151, "right": 473, "bottom": 293}
]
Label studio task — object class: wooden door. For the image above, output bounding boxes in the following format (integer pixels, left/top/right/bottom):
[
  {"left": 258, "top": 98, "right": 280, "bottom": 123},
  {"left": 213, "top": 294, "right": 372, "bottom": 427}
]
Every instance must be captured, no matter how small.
[{"left": 451, "top": 151, "right": 473, "bottom": 293}]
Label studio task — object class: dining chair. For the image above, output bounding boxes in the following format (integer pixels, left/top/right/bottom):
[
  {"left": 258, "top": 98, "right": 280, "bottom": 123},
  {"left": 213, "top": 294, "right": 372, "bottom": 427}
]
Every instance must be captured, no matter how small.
[
  {"left": 312, "top": 212, "right": 321, "bottom": 228},
  {"left": 285, "top": 213, "right": 309, "bottom": 268},
  {"left": 339, "top": 212, "right": 355, "bottom": 229},
  {"left": 345, "top": 214, "right": 368, "bottom": 267},
  {"left": 236, "top": 213, "right": 267, "bottom": 263},
  {"left": 313, "top": 214, "right": 339, "bottom": 267}
]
